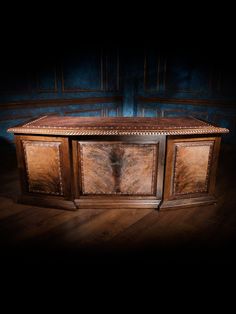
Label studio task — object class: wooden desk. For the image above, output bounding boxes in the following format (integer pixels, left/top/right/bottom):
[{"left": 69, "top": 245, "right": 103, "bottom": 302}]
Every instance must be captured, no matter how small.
[{"left": 8, "top": 116, "right": 229, "bottom": 210}]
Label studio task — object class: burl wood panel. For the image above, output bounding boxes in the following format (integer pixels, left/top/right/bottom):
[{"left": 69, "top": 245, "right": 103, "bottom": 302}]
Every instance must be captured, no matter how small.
[
  {"left": 173, "top": 141, "right": 214, "bottom": 195},
  {"left": 79, "top": 143, "right": 158, "bottom": 195},
  {"left": 23, "top": 141, "right": 63, "bottom": 195}
]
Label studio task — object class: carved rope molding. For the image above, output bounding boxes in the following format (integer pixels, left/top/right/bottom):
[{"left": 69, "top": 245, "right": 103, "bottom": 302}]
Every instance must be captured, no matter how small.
[{"left": 8, "top": 127, "right": 229, "bottom": 136}]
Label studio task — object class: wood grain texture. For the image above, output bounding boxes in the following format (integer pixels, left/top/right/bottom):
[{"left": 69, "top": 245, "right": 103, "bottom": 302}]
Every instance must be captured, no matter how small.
[
  {"left": 23, "top": 141, "right": 63, "bottom": 195},
  {"left": 173, "top": 141, "right": 214, "bottom": 195},
  {"left": 79, "top": 143, "right": 157, "bottom": 195}
]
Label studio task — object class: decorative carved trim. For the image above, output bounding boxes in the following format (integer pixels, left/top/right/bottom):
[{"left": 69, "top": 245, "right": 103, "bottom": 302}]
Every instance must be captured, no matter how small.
[
  {"left": 22, "top": 140, "right": 64, "bottom": 195},
  {"left": 7, "top": 115, "right": 229, "bottom": 136},
  {"left": 172, "top": 141, "right": 214, "bottom": 196},
  {"left": 8, "top": 126, "right": 229, "bottom": 136}
]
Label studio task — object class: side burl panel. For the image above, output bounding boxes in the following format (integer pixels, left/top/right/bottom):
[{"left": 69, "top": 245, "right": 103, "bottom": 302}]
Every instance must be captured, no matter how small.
[
  {"left": 174, "top": 142, "right": 213, "bottom": 195},
  {"left": 161, "top": 136, "right": 221, "bottom": 209},
  {"left": 15, "top": 135, "right": 72, "bottom": 199},
  {"left": 23, "top": 141, "right": 63, "bottom": 195},
  {"left": 75, "top": 142, "right": 160, "bottom": 196}
]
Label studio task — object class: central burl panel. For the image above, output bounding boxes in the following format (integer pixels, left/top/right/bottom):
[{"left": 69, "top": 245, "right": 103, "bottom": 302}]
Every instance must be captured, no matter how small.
[
  {"left": 73, "top": 138, "right": 165, "bottom": 209},
  {"left": 80, "top": 142, "right": 157, "bottom": 195}
]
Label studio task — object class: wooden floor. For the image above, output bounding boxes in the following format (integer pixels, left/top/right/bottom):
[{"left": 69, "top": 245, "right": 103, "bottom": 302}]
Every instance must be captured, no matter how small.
[{"left": 0, "top": 143, "right": 236, "bottom": 265}]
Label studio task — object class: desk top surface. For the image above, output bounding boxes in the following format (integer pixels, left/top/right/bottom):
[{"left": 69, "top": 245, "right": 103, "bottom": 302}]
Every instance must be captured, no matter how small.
[{"left": 8, "top": 115, "right": 229, "bottom": 136}]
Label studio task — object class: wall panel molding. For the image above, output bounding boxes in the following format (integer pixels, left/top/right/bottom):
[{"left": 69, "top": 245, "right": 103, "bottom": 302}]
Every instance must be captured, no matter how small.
[
  {"left": 162, "top": 57, "right": 212, "bottom": 94},
  {"left": 104, "top": 49, "right": 120, "bottom": 92},
  {"left": 143, "top": 53, "right": 215, "bottom": 95},
  {"left": 211, "top": 113, "right": 236, "bottom": 134},
  {"left": 162, "top": 108, "right": 209, "bottom": 120},
  {"left": 139, "top": 106, "right": 162, "bottom": 117},
  {"left": 61, "top": 49, "right": 120, "bottom": 93},
  {"left": 104, "top": 105, "right": 122, "bottom": 116},
  {"left": 0, "top": 98, "right": 123, "bottom": 123},
  {"left": 0, "top": 96, "right": 123, "bottom": 109},
  {"left": 0, "top": 60, "right": 32, "bottom": 94},
  {"left": 138, "top": 104, "right": 209, "bottom": 120},
  {"left": 143, "top": 53, "right": 161, "bottom": 92},
  {"left": 137, "top": 96, "right": 236, "bottom": 108},
  {"left": 61, "top": 49, "right": 104, "bottom": 92},
  {"left": 63, "top": 108, "right": 105, "bottom": 117},
  {"left": 36, "top": 66, "right": 58, "bottom": 93}
]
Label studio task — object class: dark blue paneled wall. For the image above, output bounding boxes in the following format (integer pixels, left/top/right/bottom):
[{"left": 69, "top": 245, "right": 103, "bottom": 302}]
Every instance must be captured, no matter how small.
[{"left": 1, "top": 46, "right": 236, "bottom": 145}]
